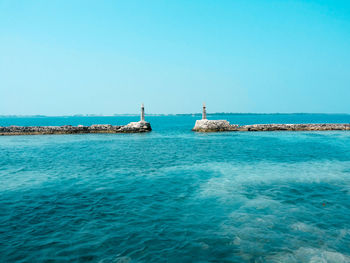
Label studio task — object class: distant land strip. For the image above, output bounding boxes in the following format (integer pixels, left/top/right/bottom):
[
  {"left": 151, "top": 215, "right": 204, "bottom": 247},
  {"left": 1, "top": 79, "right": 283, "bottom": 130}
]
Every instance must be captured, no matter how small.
[{"left": 1, "top": 113, "right": 350, "bottom": 118}]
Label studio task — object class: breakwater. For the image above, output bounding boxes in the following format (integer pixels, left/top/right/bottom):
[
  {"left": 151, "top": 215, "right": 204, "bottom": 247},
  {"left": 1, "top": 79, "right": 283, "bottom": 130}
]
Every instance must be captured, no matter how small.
[
  {"left": 1, "top": 104, "right": 152, "bottom": 135},
  {"left": 0, "top": 121, "right": 151, "bottom": 135},
  {"left": 192, "top": 119, "right": 350, "bottom": 132}
]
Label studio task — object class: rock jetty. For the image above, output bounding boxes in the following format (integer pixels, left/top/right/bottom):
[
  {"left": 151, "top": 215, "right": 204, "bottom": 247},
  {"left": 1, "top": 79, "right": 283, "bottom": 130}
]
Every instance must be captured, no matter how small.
[
  {"left": 193, "top": 104, "right": 350, "bottom": 132},
  {"left": 192, "top": 119, "right": 350, "bottom": 132},
  {"left": 0, "top": 104, "right": 152, "bottom": 136},
  {"left": 0, "top": 121, "right": 152, "bottom": 136},
  {"left": 192, "top": 120, "right": 238, "bottom": 132}
]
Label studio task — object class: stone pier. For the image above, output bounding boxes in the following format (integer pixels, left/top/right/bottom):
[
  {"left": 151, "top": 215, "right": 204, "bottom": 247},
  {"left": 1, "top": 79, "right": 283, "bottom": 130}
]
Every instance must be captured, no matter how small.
[
  {"left": 0, "top": 105, "right": 152, "bottom": 135},
  {"left": 192, "top": 120, "right": 350, "bottom": 132},
  {"left": 192, "top": 105, "right": 350, "bottom": 132}
]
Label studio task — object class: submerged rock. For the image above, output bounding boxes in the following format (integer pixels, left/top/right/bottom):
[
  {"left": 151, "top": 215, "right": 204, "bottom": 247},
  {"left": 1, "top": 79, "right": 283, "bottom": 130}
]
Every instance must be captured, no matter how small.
[
  {"left": 192, "top": 120, "right": 350, "bottom": 132},
  {"left": 0, "top": 121, "right": 152, "bottom": 136}
]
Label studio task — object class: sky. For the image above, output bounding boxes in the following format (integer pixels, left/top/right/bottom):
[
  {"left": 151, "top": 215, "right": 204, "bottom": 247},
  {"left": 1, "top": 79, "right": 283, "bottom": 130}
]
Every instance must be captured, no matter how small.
[{"left": 0, "top": 0, "right": 350, "bottom": 115}]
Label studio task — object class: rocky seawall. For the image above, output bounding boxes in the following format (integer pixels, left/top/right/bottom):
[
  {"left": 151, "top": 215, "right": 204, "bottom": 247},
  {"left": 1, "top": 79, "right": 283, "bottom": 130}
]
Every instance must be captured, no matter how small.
[
  {"left": 192, "top": 119, "right": 350, "bottom": 132},
  {"left": 0, "top": 121, "right": 152, "bottom": 135}
]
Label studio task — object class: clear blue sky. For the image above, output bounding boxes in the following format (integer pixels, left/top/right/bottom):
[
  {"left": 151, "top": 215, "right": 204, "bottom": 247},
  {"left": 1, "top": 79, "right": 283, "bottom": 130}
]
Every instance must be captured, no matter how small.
[{"left": 1, "top": 0, "right": 350, "bottom": 115}]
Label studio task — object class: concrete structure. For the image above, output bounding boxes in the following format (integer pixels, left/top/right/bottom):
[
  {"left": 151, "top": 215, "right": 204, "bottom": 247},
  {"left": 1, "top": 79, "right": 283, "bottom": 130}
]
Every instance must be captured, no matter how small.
[
  {"left": 202, "top": 103, "right": 207, "bottom": 120},
  {"left": 141, "top": 103, "right": 145, "bottom": 122}
]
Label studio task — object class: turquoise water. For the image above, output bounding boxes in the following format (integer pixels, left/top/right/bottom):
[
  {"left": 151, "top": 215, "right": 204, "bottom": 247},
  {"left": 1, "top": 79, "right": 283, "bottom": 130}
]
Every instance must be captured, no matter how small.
[{"left": 1, "top": 114, "right": 350, "bottom": 262}]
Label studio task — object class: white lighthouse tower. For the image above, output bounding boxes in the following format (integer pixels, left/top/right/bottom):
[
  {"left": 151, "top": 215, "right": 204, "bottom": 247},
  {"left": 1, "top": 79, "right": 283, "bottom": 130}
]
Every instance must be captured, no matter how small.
[
  {"left": 140, "top": 103, "right": 145, "bottom": 122},
  {"left": 202, "top": 103, "right": 207, "bottom": 120}
]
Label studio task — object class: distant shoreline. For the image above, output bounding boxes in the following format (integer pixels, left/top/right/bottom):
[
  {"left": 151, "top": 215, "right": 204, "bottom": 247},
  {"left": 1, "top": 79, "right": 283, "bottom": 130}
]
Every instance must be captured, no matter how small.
[{"left": 1, "top": 113, "right": 350, "bottom": 118}]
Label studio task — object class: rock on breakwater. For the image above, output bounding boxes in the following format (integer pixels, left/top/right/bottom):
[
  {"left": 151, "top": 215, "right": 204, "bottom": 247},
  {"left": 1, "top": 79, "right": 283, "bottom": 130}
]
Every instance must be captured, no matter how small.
[
  {"left": 0, "top": 121, "right": 152, "bottom": 135},
  {"left": 237, "top": 123, "right": 350, "bottom": 131},
  {"left": 192, "top": 120, "right": 239, "bottom": 132},
  {"left": 192, "top": 119, "right": 350, "bottom": 132}
]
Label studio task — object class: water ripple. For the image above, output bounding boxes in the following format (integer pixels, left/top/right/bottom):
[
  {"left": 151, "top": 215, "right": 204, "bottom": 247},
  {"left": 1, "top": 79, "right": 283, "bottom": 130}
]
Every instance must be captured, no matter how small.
[{"left": 1, "top": 116, "right": 350, "bottom": 262}]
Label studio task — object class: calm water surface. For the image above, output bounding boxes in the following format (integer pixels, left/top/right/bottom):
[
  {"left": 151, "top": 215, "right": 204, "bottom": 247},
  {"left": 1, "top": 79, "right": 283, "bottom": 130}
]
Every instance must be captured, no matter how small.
[{"left": 1, "top": 114, "right": 350, "bottom": 262}]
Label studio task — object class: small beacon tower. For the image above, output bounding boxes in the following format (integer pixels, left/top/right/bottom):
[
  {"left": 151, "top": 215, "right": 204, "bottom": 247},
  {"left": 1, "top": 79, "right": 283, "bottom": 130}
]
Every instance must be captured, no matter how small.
[
  {"left": 141, "top": 103, "right": 145, "bottom": 122},
  {"left": 202, "top": 103, "right": 207, "bottom": 120}
]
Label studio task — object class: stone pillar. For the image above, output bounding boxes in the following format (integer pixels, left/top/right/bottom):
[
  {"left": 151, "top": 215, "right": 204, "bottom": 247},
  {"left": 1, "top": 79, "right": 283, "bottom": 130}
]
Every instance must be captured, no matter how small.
[
  {"left": 141, "top": 103, "right": 145, "bottom": 122},
  {"left": 202, "top": 103, "right": 207, "bottom": 120}
]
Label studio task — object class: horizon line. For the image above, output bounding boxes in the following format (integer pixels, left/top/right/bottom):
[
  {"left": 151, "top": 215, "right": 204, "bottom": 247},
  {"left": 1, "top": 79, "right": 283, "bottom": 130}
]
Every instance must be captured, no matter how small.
[{"left": 1, "top": 112, "right": 350, "bottom": 117}]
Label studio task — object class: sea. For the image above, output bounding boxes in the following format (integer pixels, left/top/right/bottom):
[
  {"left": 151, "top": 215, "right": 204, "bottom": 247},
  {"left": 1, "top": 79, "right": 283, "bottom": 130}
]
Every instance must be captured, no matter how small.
[{"left": 1, "top": 114, "right": 350, "bottom": 263}]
